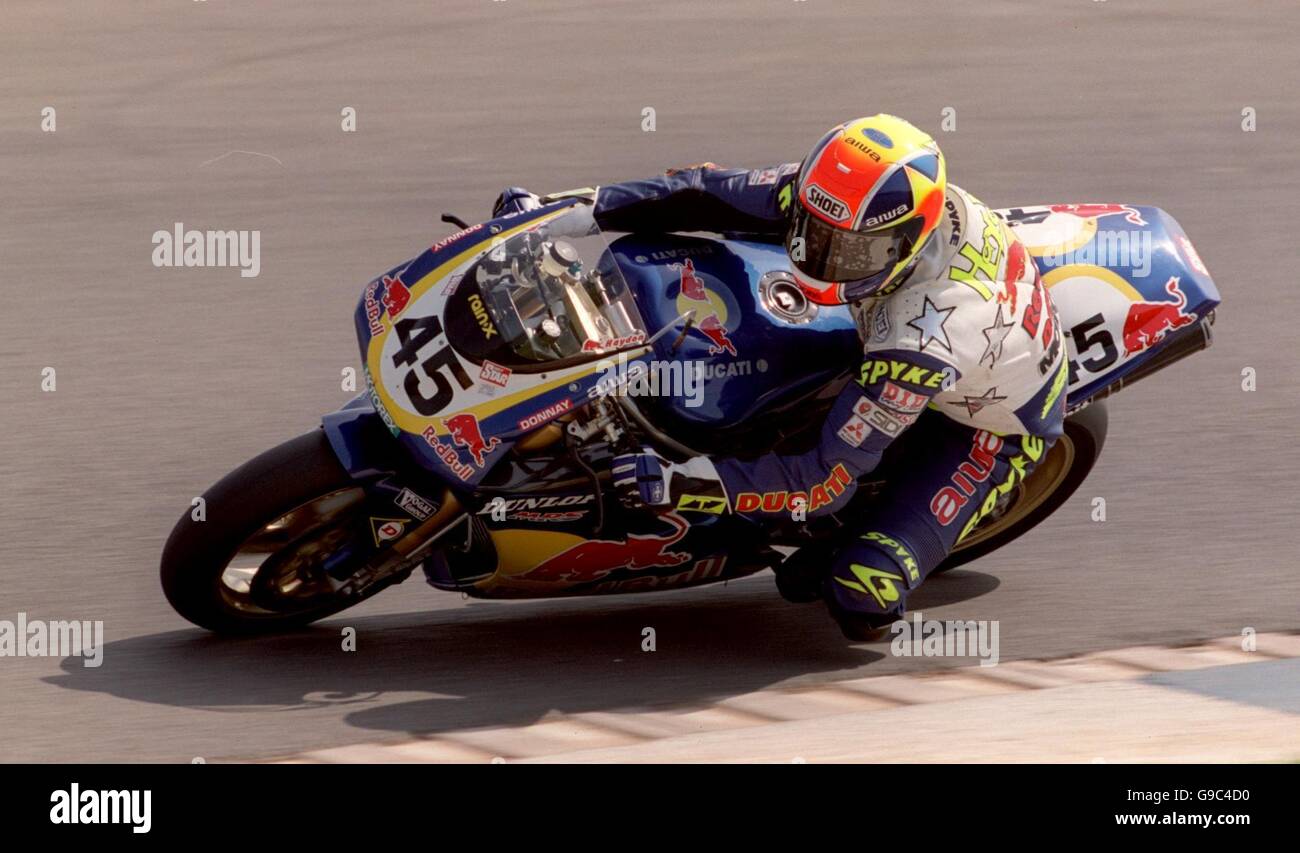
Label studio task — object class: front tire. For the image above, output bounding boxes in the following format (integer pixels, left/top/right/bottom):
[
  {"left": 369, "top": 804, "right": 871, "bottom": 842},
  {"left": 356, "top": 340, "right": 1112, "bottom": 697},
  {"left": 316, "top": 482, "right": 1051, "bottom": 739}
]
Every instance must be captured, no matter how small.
[{"left": 161, "top": 429, "right": 378, "bottom": 634}]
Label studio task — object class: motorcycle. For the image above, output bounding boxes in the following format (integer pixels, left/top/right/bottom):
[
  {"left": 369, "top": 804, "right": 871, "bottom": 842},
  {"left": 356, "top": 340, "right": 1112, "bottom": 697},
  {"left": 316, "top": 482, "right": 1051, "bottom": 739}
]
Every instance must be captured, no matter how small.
[{"left": 161, "top": 198, "right": 1220, "bottom": 633}]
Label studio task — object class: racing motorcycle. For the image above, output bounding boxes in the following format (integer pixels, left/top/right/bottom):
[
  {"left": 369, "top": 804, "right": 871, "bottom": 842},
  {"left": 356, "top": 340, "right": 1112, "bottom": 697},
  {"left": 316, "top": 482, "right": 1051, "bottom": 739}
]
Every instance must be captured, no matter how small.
[{"left": 161, "top": 199, "right": 1220, "bottom": 633}]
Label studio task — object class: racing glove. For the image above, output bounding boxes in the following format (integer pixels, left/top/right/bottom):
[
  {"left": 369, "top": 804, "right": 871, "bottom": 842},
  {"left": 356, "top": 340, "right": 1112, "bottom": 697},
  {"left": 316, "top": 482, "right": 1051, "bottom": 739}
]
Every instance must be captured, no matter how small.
[{"left": 611, "top": 449, "right": 729, "bottom": 514}]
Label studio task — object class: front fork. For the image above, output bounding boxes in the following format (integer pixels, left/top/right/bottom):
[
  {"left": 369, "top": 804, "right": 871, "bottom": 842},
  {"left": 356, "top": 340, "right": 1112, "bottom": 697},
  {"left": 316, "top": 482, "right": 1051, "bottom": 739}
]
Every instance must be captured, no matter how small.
[
  {"left": 317, "top": 391, "right": 643, "bottom": 597},
  {"left": 332, "top": 491, "right": 463, "bottom": 598},
  {"left": 319, "top": 394, "right": 468, "bottom": 597}
]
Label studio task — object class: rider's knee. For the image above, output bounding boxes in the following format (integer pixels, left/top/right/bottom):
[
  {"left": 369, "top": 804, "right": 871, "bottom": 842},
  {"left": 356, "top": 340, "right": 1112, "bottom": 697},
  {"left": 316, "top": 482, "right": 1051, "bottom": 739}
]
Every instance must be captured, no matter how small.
[{"left": 826, "top": 531, "right": 924, "bottom": 620}]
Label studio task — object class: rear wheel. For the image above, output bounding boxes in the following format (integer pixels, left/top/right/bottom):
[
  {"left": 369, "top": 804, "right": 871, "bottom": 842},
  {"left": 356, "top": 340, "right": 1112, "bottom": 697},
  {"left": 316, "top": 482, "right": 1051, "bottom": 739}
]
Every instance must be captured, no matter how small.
[
  {"left": 933, "top": 402, "right": 1108, "bottom": 573},
  {"left": 161, "top": 430, "right": 388, "bottom": 634}
]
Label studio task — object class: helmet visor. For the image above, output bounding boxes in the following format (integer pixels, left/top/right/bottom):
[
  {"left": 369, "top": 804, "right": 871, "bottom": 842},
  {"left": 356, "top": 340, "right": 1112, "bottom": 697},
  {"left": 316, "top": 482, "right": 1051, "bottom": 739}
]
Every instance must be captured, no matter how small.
[{"left": 785, "top": 204, "right": 924, "bottom": 284}]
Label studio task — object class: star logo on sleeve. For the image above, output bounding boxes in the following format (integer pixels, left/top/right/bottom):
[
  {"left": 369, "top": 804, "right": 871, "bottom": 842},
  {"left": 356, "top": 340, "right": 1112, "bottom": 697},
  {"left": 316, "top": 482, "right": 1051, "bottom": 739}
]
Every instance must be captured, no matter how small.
[
  {"left": 979, "top": 305, "right": 1016, "bottom": 367},
  {"left": 906, "top": 296, "right": 956, "bottom": 353},
  {"left": 948, "top": 387, "right": 1007, "bottom": 417}
]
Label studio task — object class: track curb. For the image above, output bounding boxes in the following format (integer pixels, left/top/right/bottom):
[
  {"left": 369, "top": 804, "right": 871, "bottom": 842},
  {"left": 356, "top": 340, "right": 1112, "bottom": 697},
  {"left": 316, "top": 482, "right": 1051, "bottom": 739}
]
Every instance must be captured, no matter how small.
[{"left": 260, "top": 631, "right": 1299, "bottom": 763}]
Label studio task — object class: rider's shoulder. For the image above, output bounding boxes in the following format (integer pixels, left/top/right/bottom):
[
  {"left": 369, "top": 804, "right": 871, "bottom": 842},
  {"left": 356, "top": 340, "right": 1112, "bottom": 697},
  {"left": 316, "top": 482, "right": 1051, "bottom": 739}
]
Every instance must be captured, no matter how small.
[
  {"left": 940, "top": 184, "right": 1002, "bottom": 247},
  {"left": 866, "top": 275, "right": 984, "bottom": 370}
]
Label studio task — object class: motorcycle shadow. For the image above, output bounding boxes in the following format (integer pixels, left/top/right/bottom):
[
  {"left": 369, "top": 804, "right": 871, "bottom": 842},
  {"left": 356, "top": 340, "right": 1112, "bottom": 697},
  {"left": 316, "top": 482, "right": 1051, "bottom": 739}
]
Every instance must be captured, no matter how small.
[{"left": 47, "top": 569, "right": 999, "bottom": 743}]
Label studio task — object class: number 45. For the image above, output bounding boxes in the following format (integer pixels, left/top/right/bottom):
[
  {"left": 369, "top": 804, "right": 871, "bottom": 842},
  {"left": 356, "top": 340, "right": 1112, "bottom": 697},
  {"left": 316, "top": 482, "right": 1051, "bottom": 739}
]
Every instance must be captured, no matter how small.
[{"left": 390, "top": 315, "right": 472, "bottom": 416}]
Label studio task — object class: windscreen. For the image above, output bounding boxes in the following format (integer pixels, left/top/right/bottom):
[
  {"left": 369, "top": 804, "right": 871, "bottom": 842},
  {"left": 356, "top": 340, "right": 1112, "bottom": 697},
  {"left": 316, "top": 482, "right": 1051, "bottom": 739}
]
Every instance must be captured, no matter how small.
[{"left": 445, "top": 205, "right": 648, "bottom": 369}]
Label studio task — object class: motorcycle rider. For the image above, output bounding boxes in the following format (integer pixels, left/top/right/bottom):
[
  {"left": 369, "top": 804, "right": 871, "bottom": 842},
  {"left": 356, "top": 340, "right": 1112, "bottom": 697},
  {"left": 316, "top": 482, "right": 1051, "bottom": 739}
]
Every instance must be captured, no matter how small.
[{"left": 492, "top": 115, "right": 1067, "bottom": 639}]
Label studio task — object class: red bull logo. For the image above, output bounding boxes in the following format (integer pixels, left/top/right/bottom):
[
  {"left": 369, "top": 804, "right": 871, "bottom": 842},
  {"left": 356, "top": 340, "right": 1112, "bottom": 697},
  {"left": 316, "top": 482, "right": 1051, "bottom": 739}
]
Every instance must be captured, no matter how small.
[
  {"left": 1049, "top": 203, "right": 1147, "bottom": 227},
  {"left": 363, "top": 280, "right": 386, "bottom": 336},
  {"left": 697, "top": 315, "right": 737, "bottom": 357},
  {"left": 674, "top": 259, "right": 738, "bottom": 357},
  {"left": 1001, "top": 239, "right": 1030, "bottom": 295},
  {"left": 440, "top": 412, "right": 499, "bottom": 467},
  {"left": 678, "top": 257, "right": 709, "bottom": 300},
  {"left": 380, "top": 274, "right": 411, "bottom": 317},
  {"left": 1122, "top": 276, "right": 1197, "bottom": 356},
  {"left": 523, "top": 514, "right": 692, "bottom": 583}
]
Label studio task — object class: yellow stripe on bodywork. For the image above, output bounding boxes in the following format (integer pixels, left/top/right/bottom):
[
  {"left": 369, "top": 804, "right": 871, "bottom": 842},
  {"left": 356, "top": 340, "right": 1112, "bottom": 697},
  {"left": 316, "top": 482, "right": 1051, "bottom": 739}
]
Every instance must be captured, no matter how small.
[
  {"left": 1041, "top": 263, "right": 1143, "bottom": 301},
  {"left": 1023, "top": 217, "right": 1098, "bottom": 258}
]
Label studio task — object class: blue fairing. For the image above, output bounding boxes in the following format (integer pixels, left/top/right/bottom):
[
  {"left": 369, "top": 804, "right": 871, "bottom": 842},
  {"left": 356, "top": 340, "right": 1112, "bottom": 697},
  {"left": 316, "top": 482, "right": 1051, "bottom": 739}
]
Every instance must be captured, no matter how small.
[
  {"left": 321, "top": 394, "right": 401, "bottom": 480},
  {"left": 1002, "top": 204, "right": 1221, "bottom": 407},
  {"left": 329, "top": 205, "right": 1220, "bottom": 488}
]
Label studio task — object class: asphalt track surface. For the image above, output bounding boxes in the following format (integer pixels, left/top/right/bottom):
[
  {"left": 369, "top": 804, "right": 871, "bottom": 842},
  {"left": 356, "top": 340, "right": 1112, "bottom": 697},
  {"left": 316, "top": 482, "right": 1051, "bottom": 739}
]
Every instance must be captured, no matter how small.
[{"left": 1, "top": 1, "right": 1297, "bottom": 762}]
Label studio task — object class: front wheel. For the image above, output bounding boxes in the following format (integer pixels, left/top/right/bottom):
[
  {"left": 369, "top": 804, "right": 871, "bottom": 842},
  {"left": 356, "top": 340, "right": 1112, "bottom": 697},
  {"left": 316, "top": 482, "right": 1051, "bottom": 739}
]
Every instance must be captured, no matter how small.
[
  {"left": 933, "top": 401, "right": 1109, "bottom": 573},
  {"left": 161, "top": 430, "right": 388, "bottom": 634}
]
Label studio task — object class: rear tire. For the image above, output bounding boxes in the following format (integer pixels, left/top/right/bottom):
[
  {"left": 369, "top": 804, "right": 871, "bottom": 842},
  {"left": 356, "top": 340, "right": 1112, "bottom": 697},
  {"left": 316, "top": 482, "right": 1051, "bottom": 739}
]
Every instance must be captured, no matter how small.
[
  {"left": 161, "top": 429, "right": 376, "bottom": 634},
  {"left": 932, "top": 402, "right": 1109, "bottom": 573}
]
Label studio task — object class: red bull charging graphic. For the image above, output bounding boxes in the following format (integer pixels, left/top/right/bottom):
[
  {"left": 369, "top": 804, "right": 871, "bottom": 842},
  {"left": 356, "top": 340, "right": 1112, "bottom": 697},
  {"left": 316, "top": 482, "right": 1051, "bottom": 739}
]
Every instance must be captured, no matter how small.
[
  {"left": 440, "top": 412, "right": 500, "bottom": 467},
  {"left": 380, "top": 273, "right": 411, "bottom": 318},
  {"left": 1121, "top": 276, "right": 1197, "bottom": 356},
  {"left": 523, "top": 514, "right": 691, "bottom": 583}
]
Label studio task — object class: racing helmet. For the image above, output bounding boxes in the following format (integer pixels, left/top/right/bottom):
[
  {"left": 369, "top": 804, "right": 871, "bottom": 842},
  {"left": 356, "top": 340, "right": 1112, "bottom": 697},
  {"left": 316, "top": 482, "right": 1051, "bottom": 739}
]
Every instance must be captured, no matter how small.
[{"left": 785, "top": 115, "right": 947, "bottom": 304}]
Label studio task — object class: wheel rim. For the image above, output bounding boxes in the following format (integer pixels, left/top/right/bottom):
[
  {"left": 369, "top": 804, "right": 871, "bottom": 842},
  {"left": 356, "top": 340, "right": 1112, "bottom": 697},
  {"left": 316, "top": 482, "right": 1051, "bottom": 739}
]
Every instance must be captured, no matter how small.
[
  {"left": 218, "top": 487, "right": 367, "bottom": 617},
  {"left": 951, "top": 434, "right": 1076, "bottom": 552}
]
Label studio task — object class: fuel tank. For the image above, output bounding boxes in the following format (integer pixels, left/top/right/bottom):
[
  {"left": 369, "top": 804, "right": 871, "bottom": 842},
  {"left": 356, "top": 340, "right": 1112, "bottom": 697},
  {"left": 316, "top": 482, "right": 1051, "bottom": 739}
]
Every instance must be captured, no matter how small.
[{"left": 607, "top": 234, "right": 860, "bottom": 432}]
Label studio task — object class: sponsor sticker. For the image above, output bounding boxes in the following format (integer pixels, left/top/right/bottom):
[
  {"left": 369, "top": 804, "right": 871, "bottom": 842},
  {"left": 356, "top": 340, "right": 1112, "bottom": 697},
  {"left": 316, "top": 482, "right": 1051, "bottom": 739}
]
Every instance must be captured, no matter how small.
[
  {"left": 479, "top": 360, "right": 511, "bottom": 388},
  {"left": 380, "top": 274, "right": 410, "bottom": 318},
  {"left": 733, "top": 464, "right": 853, "bottom": 514},
  {"left": 853, "top": 396, "right": 910, "bottom": 437},
  {"left": 582, "top": 331, "right": 646, "bottom": 353},
  {"left": 441, "top": 413, "right": 499, "bottom": 467},
  {"left": 862, "top": 202, "right": 908, "bottom": 229},
  {"left": 425, "top": 437, "right": 474, "bottom": 481},
  {"left": 430, "top": 223, "right": 483, "bottom": 254},
  {"left": 521, "top": 515, "right": 691, "bottom": 583},
  {"left": 837, "top": 415, "right": 872, "bottom": 448},
  {"left": 467, "top": 294, "right": 498, "bottom": 339},
  {"left": 676, "top": 494, "right": 727, "bottom": 514},
  {"left": 871, "top": 304, "right": 892, "bottom": 341},
  {"left": 518, "top": 398, "right": 573, "bottom": 431},
  {"left": 858, "top": 358, "right": 955, "bottom": 391},
  {"left": 879, "top": 380, "right": 927, "bottom": 414},
  {"left": 804, "top": 184, "right": 851, "bottom": 222},
  {"left": 928, "top": 430, "right": 1005, "bottom": 526},
  {"left": 395, "top": 487, "right": 435, "bottom": 521},
  {"left": 477, "top": 494, "right": 595, "bottom": 518},
  {"left": 507, "top": 511, "right": 585, "bottom": 523},
  {"left": 370, "top": 517, "right": 407, "bottom": 546},
  {"left": 363, "top": 280, "right": 385, "bottom": 337},
  {"left": 1177, "top": 235, "right": 1209, "bottom": 276}
]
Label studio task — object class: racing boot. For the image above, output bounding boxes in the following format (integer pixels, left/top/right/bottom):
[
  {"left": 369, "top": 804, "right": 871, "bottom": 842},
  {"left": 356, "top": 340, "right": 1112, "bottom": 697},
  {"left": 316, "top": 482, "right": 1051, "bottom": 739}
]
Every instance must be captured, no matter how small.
[{"left": 773, "top": 541, "right": 836, "bottom": 604}]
